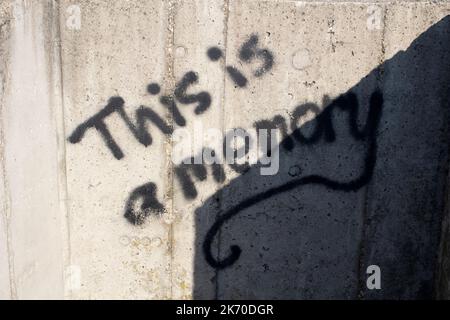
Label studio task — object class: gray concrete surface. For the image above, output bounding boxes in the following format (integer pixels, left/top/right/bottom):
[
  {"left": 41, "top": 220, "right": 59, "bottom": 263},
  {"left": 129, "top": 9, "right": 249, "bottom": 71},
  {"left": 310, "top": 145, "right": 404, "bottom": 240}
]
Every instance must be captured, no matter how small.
[
  {"left": 0, "top": 0, "right": 64, "bottom": 299},
  {"left": 0, "top": 0, "right": 450, "bottom": 299}
]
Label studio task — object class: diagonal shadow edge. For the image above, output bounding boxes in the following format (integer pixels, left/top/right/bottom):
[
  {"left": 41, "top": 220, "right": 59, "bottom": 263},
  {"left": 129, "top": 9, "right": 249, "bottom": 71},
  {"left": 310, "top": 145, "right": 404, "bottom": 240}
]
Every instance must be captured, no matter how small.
[{"left": 194, "top": 15, "right": 450, "bottom": 299}]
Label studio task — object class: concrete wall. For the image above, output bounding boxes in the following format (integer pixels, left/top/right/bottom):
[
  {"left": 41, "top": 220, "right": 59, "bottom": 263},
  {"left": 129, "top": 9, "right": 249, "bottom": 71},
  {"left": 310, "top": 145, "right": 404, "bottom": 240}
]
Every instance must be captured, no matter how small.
[
  {"left": 0, "top": 0, "right": 450, "bottom": 299},
  {"left": 437, "top": 171, "right": 450, "bottom": 299}
]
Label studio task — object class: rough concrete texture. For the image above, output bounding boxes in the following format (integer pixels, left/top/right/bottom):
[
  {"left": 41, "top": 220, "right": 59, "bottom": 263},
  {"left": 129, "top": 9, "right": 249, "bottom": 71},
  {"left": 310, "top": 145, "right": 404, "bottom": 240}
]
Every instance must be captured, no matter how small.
[
  {"left": 437, "top": 171, "right": 450, "bottom": 299},
  {"left": 1, "top": 0, "right": 450, "bottom": 300},
  {"left": 0, "top": 1, "right": 64, "bottom": 299}
]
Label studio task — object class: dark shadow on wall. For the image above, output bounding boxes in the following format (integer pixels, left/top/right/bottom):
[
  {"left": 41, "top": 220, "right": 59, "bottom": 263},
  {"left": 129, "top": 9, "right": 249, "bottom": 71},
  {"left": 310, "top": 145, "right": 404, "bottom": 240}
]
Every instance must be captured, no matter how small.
[{"left": 193, "top": 16, "right": 450, "bottom": 299}]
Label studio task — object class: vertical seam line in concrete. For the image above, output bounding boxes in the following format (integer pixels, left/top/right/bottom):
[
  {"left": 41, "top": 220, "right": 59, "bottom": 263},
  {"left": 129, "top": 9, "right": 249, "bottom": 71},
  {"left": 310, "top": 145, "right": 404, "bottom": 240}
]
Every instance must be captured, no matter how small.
[
  {"left": 356, "top": 2, "right": 387, "bottom": 300},
  {"left": 0, "top": 52, "right": 15, "bottom": 302},
  {"left": 0, "top": 15, "right": 9, "bottom": 295},
  {"left": 0, "top": 125, "right": 15, "bottom": 300},
  {"left": 215, "top": 0, "right": 230, "bottom": 301},
  {"left": 0, "top": 1, "right": 17, "bottom": 299},
  {"left": 164, "top": 0, "right": 176, "bottom": 300},
  {"left": 53, "top": 0, "right": 72, "bottom": 299}
]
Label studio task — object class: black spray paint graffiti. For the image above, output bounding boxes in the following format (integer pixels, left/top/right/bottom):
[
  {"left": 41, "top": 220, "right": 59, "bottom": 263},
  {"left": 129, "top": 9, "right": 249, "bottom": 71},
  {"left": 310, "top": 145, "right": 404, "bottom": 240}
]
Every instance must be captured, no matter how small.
[
  {"left": 67, "top": 33, "right": 384, "bottom": 270},
  {"left": 202, "top": 90, "right": 384, "bottom": 269},
  {"left": 68, "top": 34, "right": 273, "bottom": 159},
  {"left": 124, "top": 182, "right": 165, "bottom": 225},
  {"left": 123, "top": 89, "right": 384, "bottom": 269},
  {"left": 68, "top": 33, "right": 274, "bottom": 226},
  {"left": 208, "top": 34, "right": 274, "bottom": 88},
  {"left": 68, "top": 72, "right": 211, "bottom": 159},
  {"left": 158, "top": 94, "right": 357, "bottom": 201}
]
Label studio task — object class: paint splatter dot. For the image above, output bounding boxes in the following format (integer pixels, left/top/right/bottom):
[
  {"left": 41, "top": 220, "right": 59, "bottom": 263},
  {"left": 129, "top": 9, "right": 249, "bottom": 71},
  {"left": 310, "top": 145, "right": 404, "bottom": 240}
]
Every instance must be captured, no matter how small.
[
  {"left": 147, "top": 83, "right": 161, "bottom": 95},
  {"left": 207, "top": 47, "right": 223, "bottom": 61}
]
